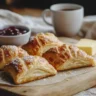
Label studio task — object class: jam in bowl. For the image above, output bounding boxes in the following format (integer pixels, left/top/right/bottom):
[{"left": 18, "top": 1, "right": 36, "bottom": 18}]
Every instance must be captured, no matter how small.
[
  {"left": 0, "top": 26, "right": 29, "bottom": 36},
  {"left": 0, "top": 25, "right": 31, "bottom": 46}
]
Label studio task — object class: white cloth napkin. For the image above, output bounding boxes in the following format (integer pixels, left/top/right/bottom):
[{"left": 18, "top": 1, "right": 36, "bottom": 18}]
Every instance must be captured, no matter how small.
[
  {"left": 0, "top": 9, "right": 54, "bottom": 34},
  {"left": 81, "top": 16, "right": 96, "bottom": 39}
]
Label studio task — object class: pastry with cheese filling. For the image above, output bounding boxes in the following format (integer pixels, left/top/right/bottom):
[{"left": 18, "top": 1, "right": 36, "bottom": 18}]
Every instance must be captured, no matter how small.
[
  {"left": 43, "top": 44, "right": 96, "bottom": 71},
  {"left": 22, "top": 33, "right": 63, "bottom": 56},
  {"left": 4, "top": 56, "right": 57, "bottom": 84},
  {"left": 0, "top": 45, "right": 28, "bottom": 70}
]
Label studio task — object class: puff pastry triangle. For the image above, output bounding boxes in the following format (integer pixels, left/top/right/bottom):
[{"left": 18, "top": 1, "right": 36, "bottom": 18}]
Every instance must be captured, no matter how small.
[
  {"left": 22, "top": 33, "right": 63, "bottom": 56},
  {"left": 43, "top": 44, "right": 96, "bottom": 71},
  {"left": 4, "top": 56, "right": 57, "bottom": 84},
  {"left": 0, "top": 45, "right": 28, "bottom": 70}
]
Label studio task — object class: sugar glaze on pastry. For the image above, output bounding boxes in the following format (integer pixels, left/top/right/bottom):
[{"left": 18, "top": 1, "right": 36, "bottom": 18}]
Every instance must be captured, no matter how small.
[{"left": 0, "top": 45, "right": 28, "bottom": 69}]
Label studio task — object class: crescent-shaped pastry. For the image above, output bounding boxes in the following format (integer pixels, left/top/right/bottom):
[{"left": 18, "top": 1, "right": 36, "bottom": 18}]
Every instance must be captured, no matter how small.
[
  {"left": 22, "top": 33, "right": 63, "bottom": 56},
  {"left": 43, "top": 44, "right": 96, "bottom": 71},
  {"left": 0, "top": 45, "right": 28, "bottom": 69},
  {"left": 4, "top": 56, "right": 57, "bottom": 84}
]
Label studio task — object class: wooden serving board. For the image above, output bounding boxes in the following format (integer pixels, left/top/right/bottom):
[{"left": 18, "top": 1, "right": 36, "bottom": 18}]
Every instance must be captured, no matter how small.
[{"left": 0, "top": 37, "right": 96, "bottom": 96}]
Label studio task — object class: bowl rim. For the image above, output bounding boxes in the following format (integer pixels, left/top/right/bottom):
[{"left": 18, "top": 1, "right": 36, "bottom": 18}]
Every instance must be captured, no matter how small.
[{"left": 0, "top": 25, "right": 31, "bottom": 37}]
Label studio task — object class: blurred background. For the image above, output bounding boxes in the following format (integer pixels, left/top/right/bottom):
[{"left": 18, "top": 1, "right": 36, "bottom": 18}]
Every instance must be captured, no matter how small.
[{"left": 0, "top": 0, "right": 96, "bottom": 16}]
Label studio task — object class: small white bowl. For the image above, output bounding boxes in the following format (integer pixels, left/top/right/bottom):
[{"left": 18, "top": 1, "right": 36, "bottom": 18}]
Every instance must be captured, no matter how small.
[{"left": 0, "top": 25, "right": 31, "bottom": 46}]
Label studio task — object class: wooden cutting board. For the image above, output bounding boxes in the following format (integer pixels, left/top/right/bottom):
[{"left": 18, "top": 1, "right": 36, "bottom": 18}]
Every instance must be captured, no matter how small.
[{"left": 1, "top": 37, "right": 96, "bottom": 96}]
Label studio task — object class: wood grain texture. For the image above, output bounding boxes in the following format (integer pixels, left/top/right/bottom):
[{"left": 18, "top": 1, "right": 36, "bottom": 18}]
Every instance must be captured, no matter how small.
[{"left": 1, "top": 67, "right": 96, "bottom": 96}]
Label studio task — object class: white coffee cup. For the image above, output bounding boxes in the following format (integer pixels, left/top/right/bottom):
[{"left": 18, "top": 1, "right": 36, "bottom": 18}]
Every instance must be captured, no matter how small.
[{"left": 42, "top": 3, "right": 84, "bottom": 37}]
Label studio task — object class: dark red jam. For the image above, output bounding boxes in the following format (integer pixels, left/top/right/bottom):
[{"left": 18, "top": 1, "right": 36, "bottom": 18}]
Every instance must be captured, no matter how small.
[{"left": 0, "top": 26, "right": 28, "bottom": 36}]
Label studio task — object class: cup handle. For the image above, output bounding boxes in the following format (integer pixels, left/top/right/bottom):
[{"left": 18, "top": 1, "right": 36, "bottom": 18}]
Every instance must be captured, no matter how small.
[{"left": 42, "top": 9, "right": 53, "bottom": 26}]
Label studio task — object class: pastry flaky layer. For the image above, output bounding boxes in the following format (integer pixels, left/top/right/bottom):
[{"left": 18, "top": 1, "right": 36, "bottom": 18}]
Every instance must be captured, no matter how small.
[
  {"left": 43, "top": 44, "right": 96, "bottom": 71},
  {"left": 4, "top": 56, "right": 57, "bottom": 84},
  {"left": 22, "top": 33, "right": 63, "bottom": 56},
  {"left": 0, "top": 45, "right": 29, "bottom": 70}
]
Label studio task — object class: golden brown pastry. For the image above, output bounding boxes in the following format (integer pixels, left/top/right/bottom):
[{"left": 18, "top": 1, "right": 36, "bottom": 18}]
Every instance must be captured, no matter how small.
[
  {"left": 22, "top": 33, "right": 63, "bottom": 56},
  {"left": 43, "top": 44, "right": 96, "bottom": 71},
  {"left": 0, "top": 45, "right": 28, "bottom": 70},
  {"left": 4, "top": 56, "right": 57, "bottom": 84}
]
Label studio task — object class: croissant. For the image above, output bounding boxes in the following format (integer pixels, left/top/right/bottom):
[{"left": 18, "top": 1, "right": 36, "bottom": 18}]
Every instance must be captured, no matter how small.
[
  {"left": 43, "top": 44, "right": 96, "bottom": 71},
  {"left": 22, "top": 33, "right": 63, "bottom": 56},
  {"left": 4, "top": 56, "right": 57, "bottom": 84},
  {"left": 0, "top": 45, "right": 28, "bottom": 70}
]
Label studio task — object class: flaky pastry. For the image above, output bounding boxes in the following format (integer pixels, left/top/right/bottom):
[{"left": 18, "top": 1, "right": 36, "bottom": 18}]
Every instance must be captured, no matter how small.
[
  {"left": 0, "top": 45, "right": 28, "bottom": 69},
  {"left": 43, "top": 44, "right": 96, "bottom": 71},
  {"left": 22, "top": 33, "right": 63, "bottom": 56},
  {"left": 4, "top": 56, "right": 57, "bottom": 84}
]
